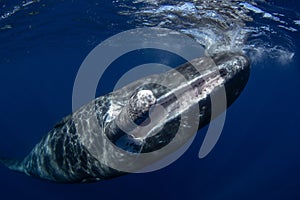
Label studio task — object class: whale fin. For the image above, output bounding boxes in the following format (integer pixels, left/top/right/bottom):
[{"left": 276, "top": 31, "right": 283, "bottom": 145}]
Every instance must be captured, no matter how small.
[{"left": 0, "top": 157, "right": 24, "bottom": 173}]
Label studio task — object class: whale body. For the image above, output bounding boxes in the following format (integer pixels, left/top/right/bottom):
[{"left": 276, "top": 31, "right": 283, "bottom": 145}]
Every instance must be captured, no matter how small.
[{"left": 0, "top": 52, "right": 250, "bottom": 183}]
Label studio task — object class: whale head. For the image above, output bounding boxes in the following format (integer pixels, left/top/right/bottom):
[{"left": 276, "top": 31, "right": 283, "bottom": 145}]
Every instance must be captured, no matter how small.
[{"left": 105, "top": 52, "right": 250, "bottom": 154}]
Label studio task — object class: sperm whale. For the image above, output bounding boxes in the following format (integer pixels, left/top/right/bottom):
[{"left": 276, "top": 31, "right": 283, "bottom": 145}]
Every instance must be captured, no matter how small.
[{"left": 0, "top": 52, "right": 250, "bottom": 183}]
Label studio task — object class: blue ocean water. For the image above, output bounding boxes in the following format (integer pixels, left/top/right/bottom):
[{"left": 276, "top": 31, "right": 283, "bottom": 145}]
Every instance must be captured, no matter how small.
[{"left": 0, "top": 0, "right": 300, "bottom": 199}]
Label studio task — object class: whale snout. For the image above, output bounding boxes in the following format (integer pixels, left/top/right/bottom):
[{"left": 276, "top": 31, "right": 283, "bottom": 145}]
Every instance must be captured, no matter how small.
[
  {"left": 212, "top": 52, "right": 250, "bottom": 107},
  {"left": 213, "top": 52, "right": 250, "bottom": 81}
]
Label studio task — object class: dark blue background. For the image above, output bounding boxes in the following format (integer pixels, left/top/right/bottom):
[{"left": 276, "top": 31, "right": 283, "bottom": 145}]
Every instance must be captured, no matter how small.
[{"left": 0, "top": 1, "right": 300, "bottom": 199}]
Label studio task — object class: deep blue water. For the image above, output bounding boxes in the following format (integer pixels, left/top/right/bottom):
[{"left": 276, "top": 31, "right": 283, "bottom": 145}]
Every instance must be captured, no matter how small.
[{"left": 0, "top": 0, "right": 300, "bottom": 200}]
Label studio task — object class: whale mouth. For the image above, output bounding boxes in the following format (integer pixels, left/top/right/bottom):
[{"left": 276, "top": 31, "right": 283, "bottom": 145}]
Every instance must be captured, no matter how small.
[{"left": 106, "top": 52, "right": 250, "bottom": 153}]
